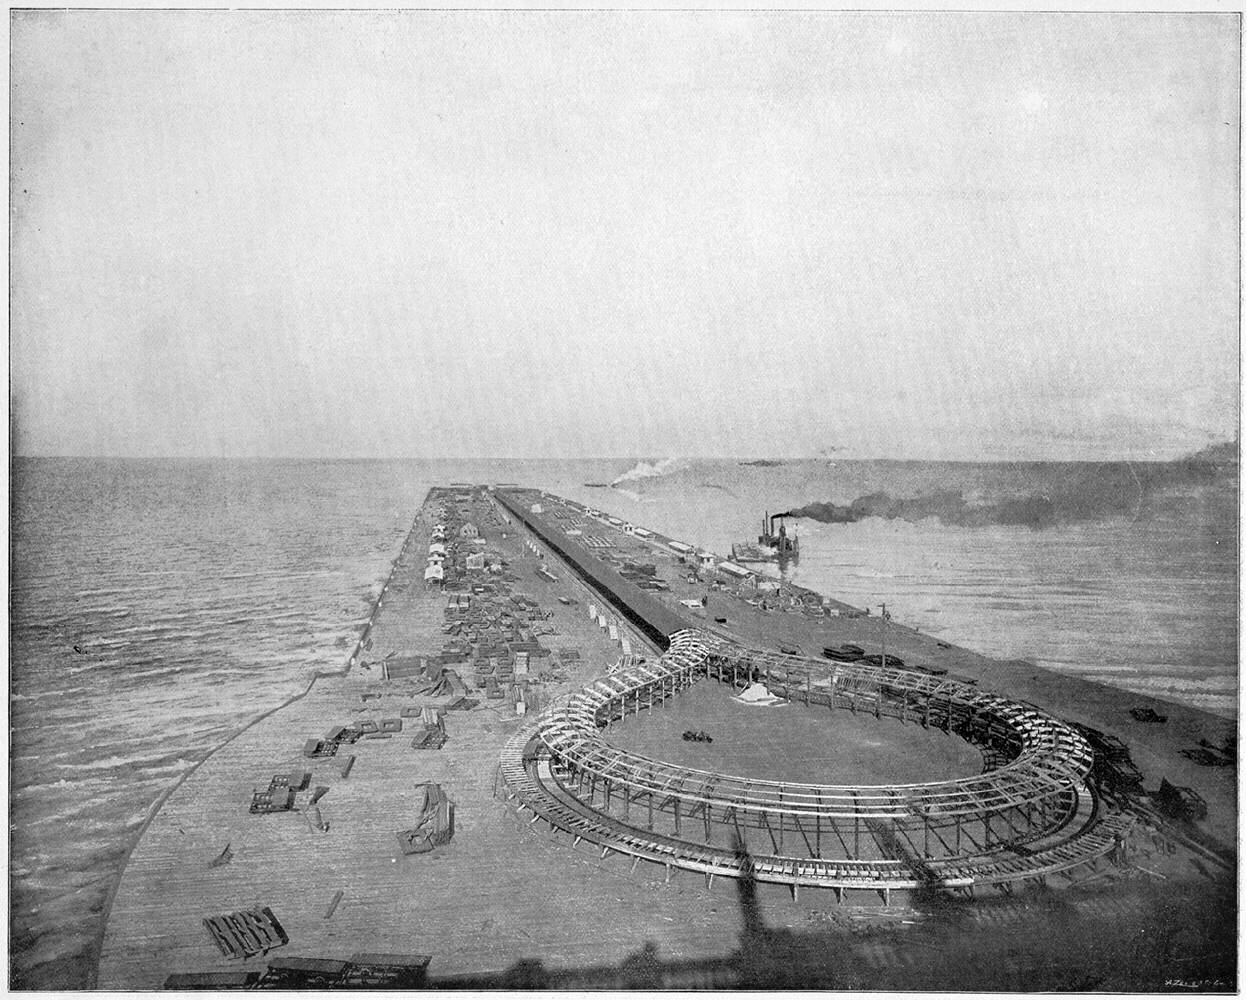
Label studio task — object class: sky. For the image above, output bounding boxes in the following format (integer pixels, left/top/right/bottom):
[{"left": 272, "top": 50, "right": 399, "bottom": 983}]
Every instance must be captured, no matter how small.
[{"left": 10, "top": 11, "right": 1240, "bottom": 460}]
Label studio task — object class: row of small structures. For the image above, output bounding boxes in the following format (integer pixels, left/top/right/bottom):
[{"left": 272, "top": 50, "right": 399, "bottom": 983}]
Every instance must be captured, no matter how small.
[{"left": 500, "top": 628, "right": 1134, "bottom": 898}]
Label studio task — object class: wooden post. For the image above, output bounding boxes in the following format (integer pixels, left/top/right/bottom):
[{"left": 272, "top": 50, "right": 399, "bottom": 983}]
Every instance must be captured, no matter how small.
[
  {"left": 674, "top": 798, "right": 681, "bottom": 836},
  {"left": 323, "top": 890, "right": 344, "bottom": 919},
  {"left": 648, "top": 792, "right": 654, "bottom": 831},
  {"left": 732, "top": 807, "right": 746, "bottom": 850},
  {"left": 880, "top": 602, "right": 887, "bottom": 668}
]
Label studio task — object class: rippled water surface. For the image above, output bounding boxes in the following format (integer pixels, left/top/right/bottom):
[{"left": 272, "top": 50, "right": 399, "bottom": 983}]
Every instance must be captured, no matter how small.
[{"left": 9, "top": 455, "right": 1237, "bottom": 988}]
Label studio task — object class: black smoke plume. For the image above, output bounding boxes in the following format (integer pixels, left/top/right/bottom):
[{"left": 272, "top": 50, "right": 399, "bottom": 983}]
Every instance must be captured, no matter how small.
[{"left": 784, "top": 443, "right": 1234, "bottom": 531}]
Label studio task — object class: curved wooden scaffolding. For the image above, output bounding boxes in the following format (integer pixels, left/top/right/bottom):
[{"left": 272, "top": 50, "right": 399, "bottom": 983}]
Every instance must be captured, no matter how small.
[{"left": 500, "top": 629, "right": 1131, "bottom": 896}]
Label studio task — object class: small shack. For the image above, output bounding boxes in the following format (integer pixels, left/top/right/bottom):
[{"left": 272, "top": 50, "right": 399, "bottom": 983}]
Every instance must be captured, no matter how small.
[{"left": 718, "top": 560, "right": 755, "bottom": 582}]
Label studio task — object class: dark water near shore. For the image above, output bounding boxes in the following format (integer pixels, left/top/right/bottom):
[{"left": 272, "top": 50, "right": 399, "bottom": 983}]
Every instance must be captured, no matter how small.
[{"left": 9, "top": 455, "right": 1237, "bottom": 988}]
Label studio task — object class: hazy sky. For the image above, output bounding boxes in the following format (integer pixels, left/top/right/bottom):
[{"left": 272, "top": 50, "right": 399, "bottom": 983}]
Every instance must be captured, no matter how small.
[{"left": 11, "top": 11, "right": 1239, "bottom": 459}]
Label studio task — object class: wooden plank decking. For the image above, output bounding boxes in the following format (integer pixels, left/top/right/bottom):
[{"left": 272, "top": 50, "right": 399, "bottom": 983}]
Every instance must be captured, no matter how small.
[{"left": 98, "top": 491, "right": 745, "bottom": 988}]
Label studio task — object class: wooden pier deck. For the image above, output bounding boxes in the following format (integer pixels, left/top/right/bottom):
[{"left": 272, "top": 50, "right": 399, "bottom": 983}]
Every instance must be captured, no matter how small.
[{"left": 97, "top": 485, "right": 1237, "bottom": 989}]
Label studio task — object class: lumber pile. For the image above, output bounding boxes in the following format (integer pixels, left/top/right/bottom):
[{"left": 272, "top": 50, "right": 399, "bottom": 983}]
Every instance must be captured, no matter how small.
[
  {"left": 395, "top": 783, "right": 455, "bottom": 854},
  {"left": 249, "top": 779, "right": 295, "bottom": 815},
  {"left": 166, "top": 953, "right": 430, "bottom": 990},
  {"left": 202, "top": 906, "right": 287, "bottom": 960},
  {"left": 409, "top": 706, "right": 448, "bottom": 750}
]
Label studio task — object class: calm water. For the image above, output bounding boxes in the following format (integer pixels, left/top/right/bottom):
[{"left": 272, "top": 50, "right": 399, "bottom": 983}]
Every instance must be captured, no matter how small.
[{"left": 9, "top": 456, "right": 1237, "bottom": 988}]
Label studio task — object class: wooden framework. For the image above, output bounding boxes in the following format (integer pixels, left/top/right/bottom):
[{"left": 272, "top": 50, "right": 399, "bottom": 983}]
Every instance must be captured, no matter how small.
[{"left": 501, "top": 629, "right": 1130, "bottom": 893}]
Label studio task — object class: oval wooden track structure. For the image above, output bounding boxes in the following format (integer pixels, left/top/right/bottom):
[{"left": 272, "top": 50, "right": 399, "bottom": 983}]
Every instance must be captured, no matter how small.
[{"left": 501, "top": 629, "right": 1132, "bottom": 897}]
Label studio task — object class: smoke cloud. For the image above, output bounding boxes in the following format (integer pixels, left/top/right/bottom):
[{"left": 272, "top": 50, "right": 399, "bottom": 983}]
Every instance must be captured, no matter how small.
[
  {"left": 610, "top": 457, "right": 688, "bottom": 486},
  {"left": 785, "top": 444, "right": 1234, "bottom": 530}
]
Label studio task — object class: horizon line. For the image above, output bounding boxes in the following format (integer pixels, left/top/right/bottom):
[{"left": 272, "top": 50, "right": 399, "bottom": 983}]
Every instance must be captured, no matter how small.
[{"left": 10, "top": 447, "right": 1236, "bottom": 465}]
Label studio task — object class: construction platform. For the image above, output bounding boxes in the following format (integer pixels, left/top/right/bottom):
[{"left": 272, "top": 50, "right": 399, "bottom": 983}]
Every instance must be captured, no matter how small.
[{"left": 96, "top": 485, "right": 1237, "bottom": 990}]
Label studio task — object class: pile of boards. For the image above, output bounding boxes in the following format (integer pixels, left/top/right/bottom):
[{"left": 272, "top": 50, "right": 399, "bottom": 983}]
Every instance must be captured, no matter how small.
[
  {"left": 404, "top": 706, "right": 448, "bottom": 749},
  {"left": 249, "top": 771, "right": 309, "bottom": 814},
  {"left": 166, "top": 952, "right": 431, "bottom": 990},
  {"left": 355, "top": 718, "right": 404, "bottom": 740},
  {"left": 395, "top": 783, "right": 455, "bottom": 854},
  {"left": 303, "top": 725, "right": 363, "bottom": 759},
  {"left": 382, "top": 656, "right": 468, "bottom": 700},
  {"left": 202, "top": 906, "right": 288, "bottom": 959}
]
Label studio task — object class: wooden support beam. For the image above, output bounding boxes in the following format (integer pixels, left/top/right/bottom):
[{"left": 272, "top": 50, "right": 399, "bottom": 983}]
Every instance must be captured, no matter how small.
[{"left": 792, "top": 813, "right": 816, "bottom": 859}]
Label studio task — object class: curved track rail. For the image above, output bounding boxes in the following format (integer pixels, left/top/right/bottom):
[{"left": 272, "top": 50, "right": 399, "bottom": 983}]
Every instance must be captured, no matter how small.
[{"left": 501, "top": 629, "right": 1131, "bottom": 894}]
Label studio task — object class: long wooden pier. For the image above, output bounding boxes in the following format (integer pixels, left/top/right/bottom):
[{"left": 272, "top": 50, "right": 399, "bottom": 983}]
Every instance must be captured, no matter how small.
[{"left": 96, "top": 484, "right": 1237, "bottom": 990}]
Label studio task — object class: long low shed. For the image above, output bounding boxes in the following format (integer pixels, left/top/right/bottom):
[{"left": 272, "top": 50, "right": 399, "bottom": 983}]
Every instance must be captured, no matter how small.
[{"left": 493, "top": 490, "right": 691, "bottom": 649}]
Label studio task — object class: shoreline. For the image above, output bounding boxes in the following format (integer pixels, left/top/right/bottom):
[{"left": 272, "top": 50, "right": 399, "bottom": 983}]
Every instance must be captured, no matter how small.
[{"left": 87, "top": 498, "right": 429, "bottom": 988}]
